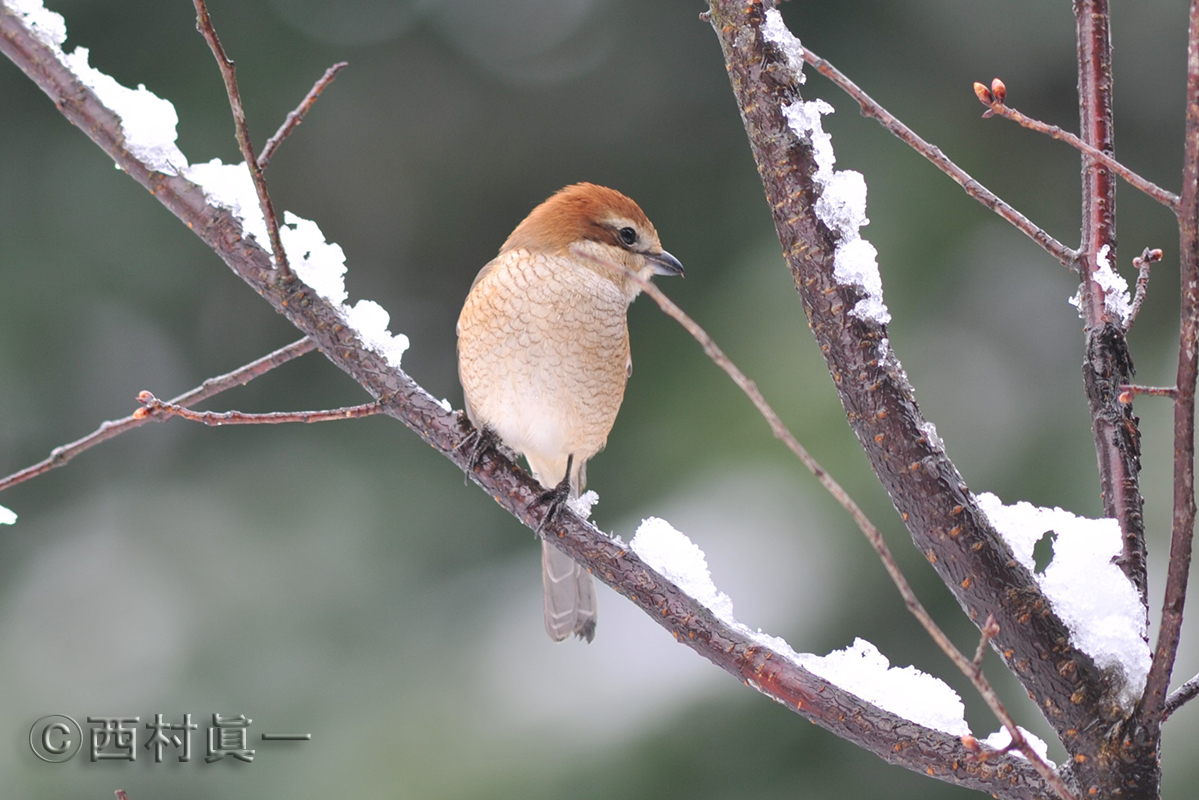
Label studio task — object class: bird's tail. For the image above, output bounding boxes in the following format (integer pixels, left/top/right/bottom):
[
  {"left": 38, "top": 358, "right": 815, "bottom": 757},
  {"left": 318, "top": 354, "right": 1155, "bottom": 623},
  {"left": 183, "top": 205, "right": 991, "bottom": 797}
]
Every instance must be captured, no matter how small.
[{"left": 542, "top": 540, "right": 597, "bottom": 642}]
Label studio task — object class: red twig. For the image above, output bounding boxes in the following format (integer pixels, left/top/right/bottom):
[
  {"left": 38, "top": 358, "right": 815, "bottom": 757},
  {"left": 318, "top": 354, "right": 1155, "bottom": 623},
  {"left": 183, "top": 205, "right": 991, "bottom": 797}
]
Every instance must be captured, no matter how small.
[
  {"left": 973, "top": 80, "right": 1179, "bottom": 211},
  {"left": 136, "top": 392, "right": 381, "bottom": 426},
  {"left": 799, "top": 47, "right": 1079, "bottom": 271},
  {"left": 1129, "top": 247, "right": 1164, "bottom": 326},
  {"left": 581, "top": 247, "right": 1072, "bottom": 800},
  {"left": 1142, "top": 0, "right": 1199, "bottom": 731},
  {"left": 1072, "top": 0, "right": 1149, "bottom": 609},
  {"left": 0, "top": 338, "right": 316, "bottom": 494},
  {"left": 257, "top": 62, "right": 348, "bottom": 170},
  {"left": 192, "top": 0, "right": 291, "bottom": 280},
  {"left": 1118, "top": 385, "right": 1179, "bottom": 404}
]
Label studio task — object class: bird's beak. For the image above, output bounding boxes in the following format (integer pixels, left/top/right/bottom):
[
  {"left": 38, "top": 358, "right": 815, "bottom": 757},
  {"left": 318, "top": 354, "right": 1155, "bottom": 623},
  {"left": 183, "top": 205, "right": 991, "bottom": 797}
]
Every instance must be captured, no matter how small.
[{"left": 648, "top": 249, "right": 685, "bottom": 277}]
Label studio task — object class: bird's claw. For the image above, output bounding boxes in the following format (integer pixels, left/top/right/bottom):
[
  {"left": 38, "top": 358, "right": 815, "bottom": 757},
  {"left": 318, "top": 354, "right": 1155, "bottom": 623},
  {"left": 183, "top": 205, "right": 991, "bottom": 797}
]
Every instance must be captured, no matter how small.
[
  {"left": 455, "top": 424, "right": 499, "bottom": 486},
  {"left": 533, "top": 454, "right": 574, "bottom": 536}
]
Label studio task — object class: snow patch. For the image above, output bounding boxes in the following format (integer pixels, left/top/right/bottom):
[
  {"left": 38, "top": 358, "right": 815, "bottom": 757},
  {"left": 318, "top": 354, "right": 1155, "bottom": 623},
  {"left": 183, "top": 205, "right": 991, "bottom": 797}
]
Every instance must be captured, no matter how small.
[
  {"left": 797, "top": 639, "right": 970, "bottom": 737},
  {"left": 630, "top": 516, "right": 970, "bottom": 737},
  {"left": 184, "top": 159, "right": 271, "bottom": 250},
  {"left": 631, "top": 517, "right": 736, "bottom": 624},
  {"left": 5, "top": 0, "right": 66, "bottom": 48},
  {"left": 983, "top": 726, "right": 1053, "bottom": 765},
  {"left": 567, "top": 490, "right": 599, "bottom": 520},
  {"left": 0, "top": 505, "right": 17, "bottom": 525},
  {"left": 1068, "top": 245, "right": 1133, "bottom": 327},
  {"left": 778, "top": 77, "right": 888, "bottom": 324},
  {"left": 761, "top": 9, "right": 806, "bottom": 78},
  {"left": 978, "top": 492, "right": 1149, "bottom": 707}
]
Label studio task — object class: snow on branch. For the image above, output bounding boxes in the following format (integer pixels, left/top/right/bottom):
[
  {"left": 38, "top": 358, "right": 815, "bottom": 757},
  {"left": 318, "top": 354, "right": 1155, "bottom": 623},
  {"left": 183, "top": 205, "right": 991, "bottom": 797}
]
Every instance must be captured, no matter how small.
[
  {"left": 2, "top": 0, "right": 408, "bottom": 370},
  {"left": 978, "top": 493, "right": 1150, "bottom": 707}
]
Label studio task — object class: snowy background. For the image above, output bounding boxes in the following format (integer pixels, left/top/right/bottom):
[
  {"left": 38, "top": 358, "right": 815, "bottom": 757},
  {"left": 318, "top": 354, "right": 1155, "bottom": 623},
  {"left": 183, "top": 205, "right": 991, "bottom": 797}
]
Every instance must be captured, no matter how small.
[{"left": 0, "top": 0, "right": 1195, "bottom": 798}]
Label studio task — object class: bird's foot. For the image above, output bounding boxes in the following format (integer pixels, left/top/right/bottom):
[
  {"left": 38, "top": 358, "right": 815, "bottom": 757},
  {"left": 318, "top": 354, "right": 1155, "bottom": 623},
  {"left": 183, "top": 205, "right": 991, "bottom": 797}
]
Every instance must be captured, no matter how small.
[
  {"left": 533, "top": 453, "right": 574, "bottom": 536},
  {"left": 455, "top": 423, "right": 500, "bottom": 486}
]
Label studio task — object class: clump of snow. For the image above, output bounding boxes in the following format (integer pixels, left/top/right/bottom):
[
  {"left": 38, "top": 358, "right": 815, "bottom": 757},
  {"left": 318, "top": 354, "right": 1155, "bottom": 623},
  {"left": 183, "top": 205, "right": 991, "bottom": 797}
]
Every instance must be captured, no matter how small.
[
  {"left": 184, "top": 159, "right": 271, "bottom": 251},
  {"left": 630, "top": 516, "right": 972, "bottom": 737},
  {"left": 631, "top": 517, "right": 735, "bottom": 624},
  {"left": 5, "top": 0, "right": 186, "bottom": 174},
  {"left": 566, "top": 490, "right": 599, "bottom": 520},
  {"left": 1068, "top": 245, "right": 1133, "bottom": 328},
  {"left": 978, "top": 492, "right": 1149, "bottom": 707},
  {"left": 344, "top": 300, "right": 409, "bottom": 367},
  {"left": 983, "top": 726, "right": 1053, "bottom": 765},
  {"left": 436, "top": 397, "right": 453, "bottom": 413},
  {"left": 0, "top": 504, "right": 17, "bottom": 525},
  {"left": 797, "top": 639, "right": 970, "bottom": 737},
  {"left": 761, "top": 9, "right": 806, "bottom": 78},
  {"left": 5, "top": 0, "right": 66, "bottom": 48},
  {"left": 778, "top": 72, "right": 889, "bottom": 324},
  {"left": 1094, "top": 245, "right": 1132, "bottom": 326},
  {"left": 919, "top": 420, "right": 944, "bottom": 451},
  {"left": 281, "top": 211, "right": 347, "bottom": 303}
]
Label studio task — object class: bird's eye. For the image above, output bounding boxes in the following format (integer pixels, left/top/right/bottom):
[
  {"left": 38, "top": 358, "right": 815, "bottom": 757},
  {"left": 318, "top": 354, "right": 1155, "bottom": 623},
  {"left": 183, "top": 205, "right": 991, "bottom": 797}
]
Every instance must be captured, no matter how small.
[{"left": 618, "top": 227, "right": 637, "bottom": 246}]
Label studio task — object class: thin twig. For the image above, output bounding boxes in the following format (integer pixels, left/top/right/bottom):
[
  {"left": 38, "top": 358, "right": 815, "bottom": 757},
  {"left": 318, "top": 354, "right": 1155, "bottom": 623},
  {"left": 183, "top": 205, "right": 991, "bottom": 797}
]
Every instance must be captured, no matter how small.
[
  {"left": 1128, "top": 247, "right": 1163, "bottom": 327},
  {"left": 973, "top": 81, "right": 1179, "bottom": 211},
  {"left": 136, "top": 392, "right": 381, "bottom": 426},
  {"left": 973, "top": 615, "right": 1000, "bottom": 669},
  {"left": 192, "top": 0, "right": 291, "bottom": 280},
  {"left": 1118, "top": 385, "right": 1178, "bottom": 404},
  {"left": 574, "top": 246, "right": 1073, "bottom": 800},
  {"left": 258, "top": 62, "right": 348, "bottom": 170},
  {"left": 1164, "top": 673, "right": 1199, "bottom": 721},
  {"left": 0, "top": 338, "right": 316, "bottom": 495},
  {"left": 799, "top": 48, "right": 1079, "bottom": 271},
  {"left": 1141, "top": 0, "right": 1199, "bottom": 732}
]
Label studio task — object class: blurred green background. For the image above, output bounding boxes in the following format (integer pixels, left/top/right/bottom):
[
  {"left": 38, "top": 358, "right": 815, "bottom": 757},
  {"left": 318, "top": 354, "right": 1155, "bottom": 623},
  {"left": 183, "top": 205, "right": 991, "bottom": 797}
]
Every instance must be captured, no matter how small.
[{"left": 0, "top": 0, "right": 1195, "bottom": 797}]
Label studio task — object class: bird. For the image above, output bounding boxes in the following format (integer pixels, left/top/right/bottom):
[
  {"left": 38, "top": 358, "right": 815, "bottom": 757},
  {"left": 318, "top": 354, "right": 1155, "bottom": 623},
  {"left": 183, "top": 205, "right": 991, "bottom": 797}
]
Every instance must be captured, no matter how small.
[{"left": 456, "top": 183, "right": 684, "bottom": 642}]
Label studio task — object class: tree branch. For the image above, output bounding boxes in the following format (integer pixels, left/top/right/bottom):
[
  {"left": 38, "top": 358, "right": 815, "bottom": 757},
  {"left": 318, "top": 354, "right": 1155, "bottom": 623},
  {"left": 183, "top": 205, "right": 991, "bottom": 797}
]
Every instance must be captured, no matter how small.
[
  {"left": 1073, "top": 0, "right": 1149, "bottom": 609},
  {"left": 799, "top": 47, "right": 1079, "bottom": 270},
  {"left": 1163, "top": 672, "right": 1199, "bottom": 721},
  {"left": 1141, "top": 0, "right": 1199, "bottom": 735},
  {"left": 707, "top": 0, "right": 1124, "bottom": 768},
  {"left": 135, "top": 392, "right": 381, "bottom": 425},
  {"left": 973, "top": 80, "right": 1179, "bottom": 211},
  {"left": 191, "top": 0, "right": 291, "bottom": 280},
  {"left": 257, "top": 61, "right": 347, "bottom": 171},
  {"left": 0, "top": 7, "right": 1055, "bottom": 797},
  {"left": 0, "top": 337, "right": 315, "bottom": 494}
]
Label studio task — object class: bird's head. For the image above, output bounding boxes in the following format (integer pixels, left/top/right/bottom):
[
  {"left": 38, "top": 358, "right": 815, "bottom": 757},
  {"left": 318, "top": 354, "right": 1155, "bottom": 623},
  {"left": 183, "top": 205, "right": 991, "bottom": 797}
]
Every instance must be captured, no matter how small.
[{"left": 501, "top": 183, "right": 684, "bottom": 297}]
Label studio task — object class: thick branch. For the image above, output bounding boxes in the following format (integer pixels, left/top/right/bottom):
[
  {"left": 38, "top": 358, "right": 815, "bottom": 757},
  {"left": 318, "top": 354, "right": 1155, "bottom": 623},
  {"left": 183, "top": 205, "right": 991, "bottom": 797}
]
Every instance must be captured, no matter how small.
[
  {"left": 1074, "top": 0, "right": 1148, "bottom": 609},
  {"left": 0, "top": 8, "right": 1053, "bottom": 797},
  {"left": 707, "top": 0, "right": 1123, "bottom": 762}
]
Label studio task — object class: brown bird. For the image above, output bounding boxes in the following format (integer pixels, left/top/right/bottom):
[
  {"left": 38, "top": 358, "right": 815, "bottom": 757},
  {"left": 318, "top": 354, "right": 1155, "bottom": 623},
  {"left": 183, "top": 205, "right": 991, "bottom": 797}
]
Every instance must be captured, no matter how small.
[{"left": 457, "top": 183, "right": 684, "bottom": 642}]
